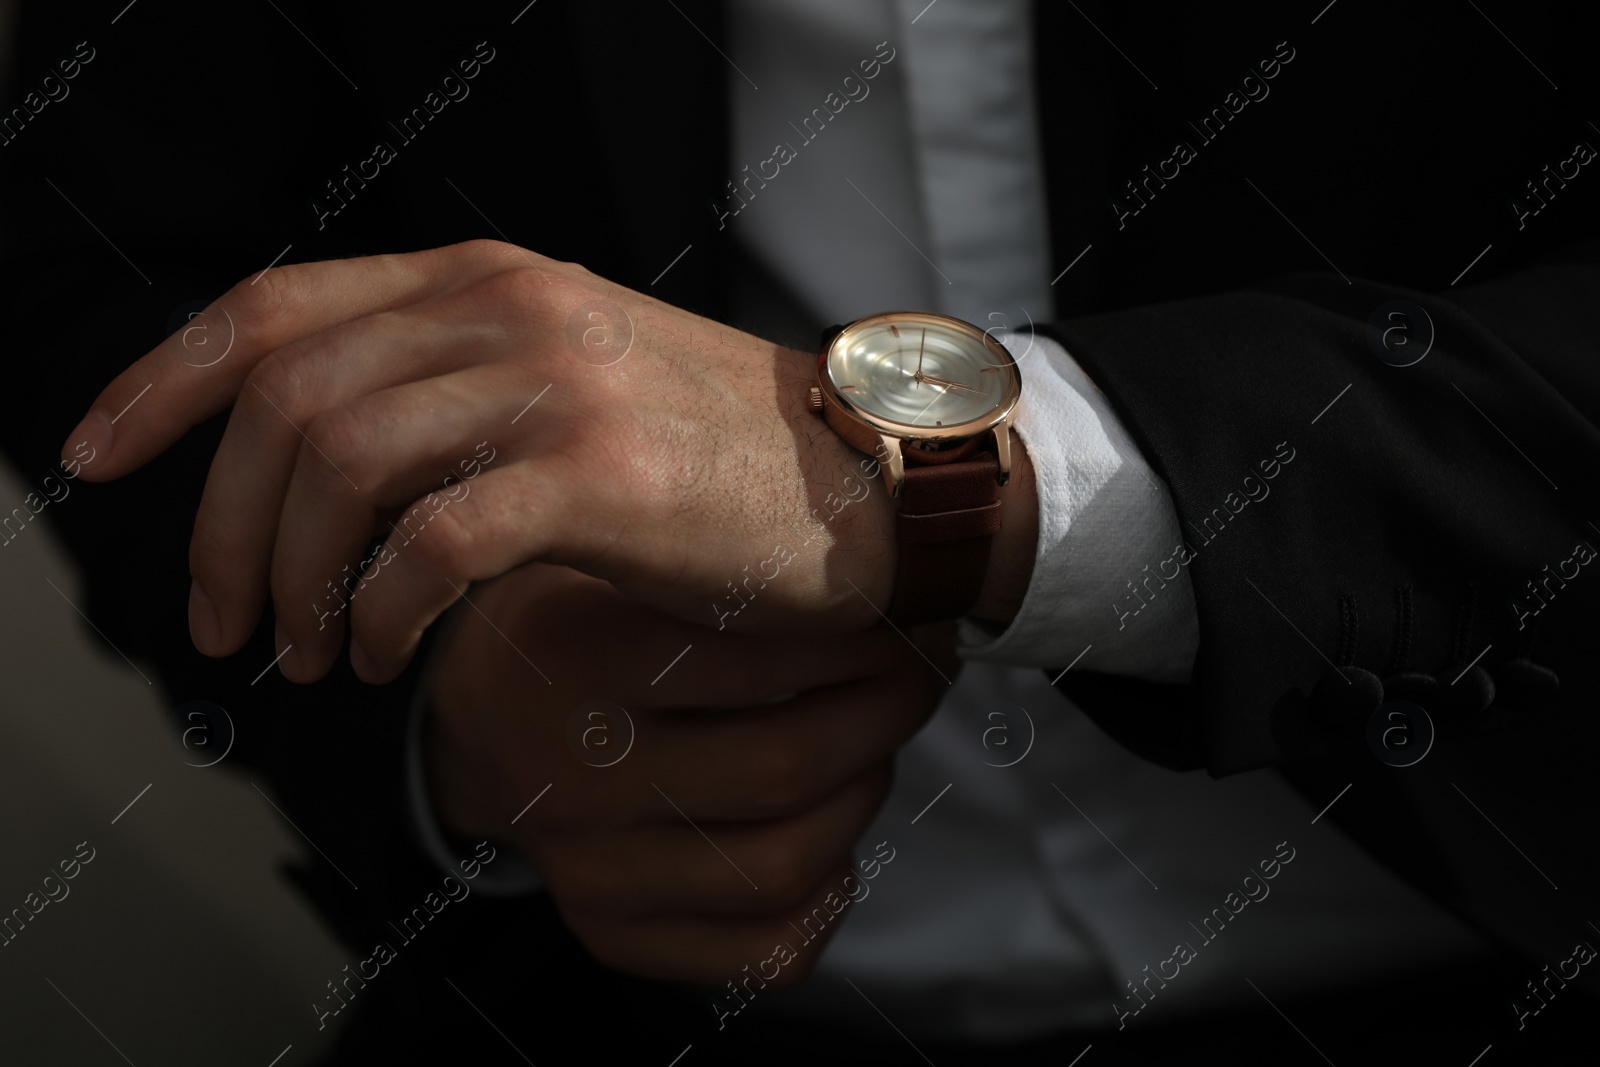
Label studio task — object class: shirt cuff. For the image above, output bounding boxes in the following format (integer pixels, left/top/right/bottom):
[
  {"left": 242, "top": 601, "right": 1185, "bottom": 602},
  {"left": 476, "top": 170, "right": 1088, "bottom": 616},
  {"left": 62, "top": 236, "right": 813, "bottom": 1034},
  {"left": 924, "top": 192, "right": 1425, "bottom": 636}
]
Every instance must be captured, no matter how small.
[
  {"left": 405, "top": 601, "right": 545, "bottom": 897},
  {"left": 957, "top": 331, "right": 1199, "bottom": 684}
]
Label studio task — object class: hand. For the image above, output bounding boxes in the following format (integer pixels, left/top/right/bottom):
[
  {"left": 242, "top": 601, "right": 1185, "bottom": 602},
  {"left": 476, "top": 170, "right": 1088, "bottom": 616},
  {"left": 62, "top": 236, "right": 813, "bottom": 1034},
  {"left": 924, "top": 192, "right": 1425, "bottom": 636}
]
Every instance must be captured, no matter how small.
[
  {"left": 62, "top": 240, "right": 1036, "bottom": 683},
  {"left": 424, "top": 562, "right": 958, "bottom": 986}
]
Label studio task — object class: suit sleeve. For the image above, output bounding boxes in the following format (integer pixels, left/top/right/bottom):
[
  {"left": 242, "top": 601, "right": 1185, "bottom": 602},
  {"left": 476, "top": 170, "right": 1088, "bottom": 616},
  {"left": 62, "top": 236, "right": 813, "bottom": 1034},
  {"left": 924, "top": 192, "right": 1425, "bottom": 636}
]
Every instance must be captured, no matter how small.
[
  {"left": 1039, "top": 250, "right": 1600, "bottom": 776},
  {"left": 1034, "top": 249, "right": 1600, "bottom": 962}
]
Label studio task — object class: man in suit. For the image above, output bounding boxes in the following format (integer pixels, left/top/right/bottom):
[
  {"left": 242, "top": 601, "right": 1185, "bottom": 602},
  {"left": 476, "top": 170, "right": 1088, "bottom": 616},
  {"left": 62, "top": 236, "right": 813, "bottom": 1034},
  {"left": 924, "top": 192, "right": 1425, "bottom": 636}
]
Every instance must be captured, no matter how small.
[{"left": 3, "top": 0, "right": 1597, "bottom": 1062}]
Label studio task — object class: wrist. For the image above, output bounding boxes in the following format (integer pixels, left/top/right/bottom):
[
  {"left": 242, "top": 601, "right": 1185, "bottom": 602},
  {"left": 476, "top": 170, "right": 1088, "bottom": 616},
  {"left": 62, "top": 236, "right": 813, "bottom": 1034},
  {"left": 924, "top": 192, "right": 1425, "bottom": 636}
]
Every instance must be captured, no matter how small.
[{"left": 969, "top": 432, "right": 1037, "bottom": 628}]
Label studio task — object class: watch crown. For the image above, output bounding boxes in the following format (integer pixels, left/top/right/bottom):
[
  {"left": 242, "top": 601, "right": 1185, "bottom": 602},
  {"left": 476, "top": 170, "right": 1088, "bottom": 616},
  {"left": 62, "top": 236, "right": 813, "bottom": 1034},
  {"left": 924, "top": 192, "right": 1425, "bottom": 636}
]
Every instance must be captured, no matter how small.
[{"left": 808, "top": 386, "right": 825, "bottom": 414}]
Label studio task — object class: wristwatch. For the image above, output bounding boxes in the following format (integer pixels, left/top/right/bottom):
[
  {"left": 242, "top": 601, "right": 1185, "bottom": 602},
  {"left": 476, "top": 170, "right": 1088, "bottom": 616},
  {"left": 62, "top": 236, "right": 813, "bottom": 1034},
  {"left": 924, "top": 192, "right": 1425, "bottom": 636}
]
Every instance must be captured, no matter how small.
[{"left": 809, "top": 311, "right": 1022, "bottom": 625}]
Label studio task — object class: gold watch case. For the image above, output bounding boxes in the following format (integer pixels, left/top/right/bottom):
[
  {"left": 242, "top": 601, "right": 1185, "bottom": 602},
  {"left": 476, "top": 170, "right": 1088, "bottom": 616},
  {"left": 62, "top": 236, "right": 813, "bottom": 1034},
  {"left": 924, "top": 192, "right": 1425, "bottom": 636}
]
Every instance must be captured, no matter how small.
[{"left": 809, "top": 311, "right": 1022, "bottom": 497}]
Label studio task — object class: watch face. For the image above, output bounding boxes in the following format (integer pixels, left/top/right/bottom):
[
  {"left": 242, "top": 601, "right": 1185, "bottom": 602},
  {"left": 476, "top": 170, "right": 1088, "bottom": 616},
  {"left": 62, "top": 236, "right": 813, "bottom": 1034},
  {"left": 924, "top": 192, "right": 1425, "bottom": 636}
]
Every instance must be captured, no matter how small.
[{"left": 825, "top": 313, "right": 1016, "bottom": 431}]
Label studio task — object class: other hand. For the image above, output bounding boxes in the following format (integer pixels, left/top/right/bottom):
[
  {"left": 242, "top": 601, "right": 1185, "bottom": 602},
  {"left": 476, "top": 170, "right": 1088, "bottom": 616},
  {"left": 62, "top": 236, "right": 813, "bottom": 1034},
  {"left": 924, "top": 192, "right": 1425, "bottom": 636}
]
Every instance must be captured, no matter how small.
[{"left": 424, "top": 561, "right": 957, "bottom": 986}]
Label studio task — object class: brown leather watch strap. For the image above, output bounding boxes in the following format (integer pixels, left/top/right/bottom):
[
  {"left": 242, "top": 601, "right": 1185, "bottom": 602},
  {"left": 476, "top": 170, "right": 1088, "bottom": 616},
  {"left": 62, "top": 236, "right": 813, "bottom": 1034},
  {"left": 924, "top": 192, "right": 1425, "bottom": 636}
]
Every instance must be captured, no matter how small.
[{"left": 884, "top": 452, "right": 1002, "bottom": 626}]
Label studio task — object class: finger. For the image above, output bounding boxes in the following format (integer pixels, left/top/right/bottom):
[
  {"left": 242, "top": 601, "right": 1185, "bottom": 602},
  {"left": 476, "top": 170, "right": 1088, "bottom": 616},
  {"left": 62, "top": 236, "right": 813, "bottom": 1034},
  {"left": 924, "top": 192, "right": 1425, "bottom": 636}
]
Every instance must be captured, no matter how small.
[
  {"left": 536, "top": 765, "right": 890, "bottom": 920},
  {"left": 342, "top": 452, "right": 661, "bottom": 683},
  {"left": 266, "top": 364, "right": 562, "bottom": 680},
  {"left": 340, "top": 393, "right": 744, "bottom": 682},
  {"left": 641, "top": 664, "right": 942, "bottom": 821},
  {"left": 61, "top": 239, "right": 534, "bottom": 481},
  {"left": 186, "top": 307, "right": 531, "bottom": 660},
  {"left": 558, "top": 859, "right": 861, "bottom": 987},
  {"left": 334, "top": 464, "right": 556, "bottom": 683}
]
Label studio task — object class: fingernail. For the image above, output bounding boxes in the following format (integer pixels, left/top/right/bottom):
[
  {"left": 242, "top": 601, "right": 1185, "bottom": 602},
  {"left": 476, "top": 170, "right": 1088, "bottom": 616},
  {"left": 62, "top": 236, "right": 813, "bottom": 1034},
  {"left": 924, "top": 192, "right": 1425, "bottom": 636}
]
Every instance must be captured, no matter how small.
[
  {"left": 61, "top": 410, "right": 113, "bottom": 472},
  {"left": 273, "top": 621, "right": 300, "bottom": 681},
  {"left": 349, "top": 638, "right": 376, "bottom": 681},
  {"left": 189, "top": 580, "right": 220, "bottom": 655}
]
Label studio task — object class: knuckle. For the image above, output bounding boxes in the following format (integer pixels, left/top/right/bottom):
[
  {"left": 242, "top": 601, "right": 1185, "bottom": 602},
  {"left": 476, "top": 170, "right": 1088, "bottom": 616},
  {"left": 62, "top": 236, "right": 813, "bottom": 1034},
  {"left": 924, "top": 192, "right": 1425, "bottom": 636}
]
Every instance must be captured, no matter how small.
[
  {"left": 471, "top": 265, "right": 562, "bottom": 326},
  {"left": 698, "top": 651, "right": 766, "bottom": 702},
  {"left": 187, "top": 511, "right": 236, "bottom": 586},
  {"left": 245, "top": 350, "right": 317, "bottom": 421},
  {"left": 301, "top": 406, "right": 369, "bottom": 474},
  {"left": 744, "top": 838, "right": 817, "bottom": 905},
  {"left": 405, "top": 502, "right": 475, "bottom": 576},
  {"left": 542, "top": 852, "right": 620, "bottom": 908},
  {"left": 229, "top": 261, "right": 303, "bottom": 335},
  {"left": 744, "top": 744, "right": 821, "bottom": 817},
  {"left": 457, "top": 237, "right": 525, "bottom": 267},
  {"left": 550, "top": 254, "right": 594, "bottom": 280}
]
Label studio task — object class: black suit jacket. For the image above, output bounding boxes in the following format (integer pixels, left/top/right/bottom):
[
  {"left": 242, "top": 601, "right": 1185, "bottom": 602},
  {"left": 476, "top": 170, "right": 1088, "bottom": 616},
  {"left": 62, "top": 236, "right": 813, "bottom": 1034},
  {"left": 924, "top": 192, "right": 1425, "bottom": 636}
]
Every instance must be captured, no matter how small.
[{"left": 2, "top": 0, "right": 1596, "bottom": 1060}]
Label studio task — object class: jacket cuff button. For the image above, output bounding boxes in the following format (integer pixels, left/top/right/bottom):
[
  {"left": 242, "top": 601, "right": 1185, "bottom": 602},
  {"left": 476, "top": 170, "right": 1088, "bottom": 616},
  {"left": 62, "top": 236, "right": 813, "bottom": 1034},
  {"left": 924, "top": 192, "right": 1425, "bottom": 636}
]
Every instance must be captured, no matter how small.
[
  {"left": 1492, "top": 659, "right": 1560, "bottom": 711},
  {"left": 1311, "top": 665, "right": 1383, "bottom": 732},
  {"left": 1437, "top": 664, "right": 1495, "bottom": 728}
]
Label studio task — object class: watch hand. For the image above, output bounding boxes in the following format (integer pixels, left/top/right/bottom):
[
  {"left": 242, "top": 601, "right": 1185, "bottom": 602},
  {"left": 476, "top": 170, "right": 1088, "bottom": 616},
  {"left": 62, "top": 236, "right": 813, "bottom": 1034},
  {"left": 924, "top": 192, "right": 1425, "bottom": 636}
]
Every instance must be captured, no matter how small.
[
  {"left": 915, "top": 372, "right": 984, "bottom": 396},
  {"left": 917, "top": 328, "right": 926, "bottom": 376}
]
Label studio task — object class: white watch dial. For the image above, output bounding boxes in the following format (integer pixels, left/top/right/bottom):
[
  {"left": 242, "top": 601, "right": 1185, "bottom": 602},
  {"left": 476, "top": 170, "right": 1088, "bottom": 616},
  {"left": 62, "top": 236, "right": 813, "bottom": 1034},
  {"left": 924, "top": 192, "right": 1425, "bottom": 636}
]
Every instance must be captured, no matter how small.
[{"left": 826, "top": 319, "right": 1007, "bottom": 428}]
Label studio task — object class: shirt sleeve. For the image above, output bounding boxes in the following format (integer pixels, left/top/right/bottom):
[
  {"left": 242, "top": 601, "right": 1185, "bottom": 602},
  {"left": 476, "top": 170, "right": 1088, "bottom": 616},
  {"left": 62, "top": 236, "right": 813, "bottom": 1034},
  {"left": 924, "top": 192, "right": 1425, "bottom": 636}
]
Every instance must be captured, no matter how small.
[
  {"left": 957, "top": 331, "right": 1200, "bottom": 685},
  {"left": 405, "top": 603, "right": 545, "bottom": 897}
]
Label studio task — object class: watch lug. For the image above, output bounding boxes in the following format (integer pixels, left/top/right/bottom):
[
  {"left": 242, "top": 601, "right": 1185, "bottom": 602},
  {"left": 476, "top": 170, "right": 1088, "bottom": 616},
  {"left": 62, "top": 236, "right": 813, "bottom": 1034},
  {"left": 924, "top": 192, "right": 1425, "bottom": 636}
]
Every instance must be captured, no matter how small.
[
  {"left": 992, "top": 421, "right": 1013, "bottom": 486},
  {"left": 819, "top": 323, "right": 846, "bottom": 352},
  {"left": 878, "top": 435, "right": 905, "bottom": 497}
]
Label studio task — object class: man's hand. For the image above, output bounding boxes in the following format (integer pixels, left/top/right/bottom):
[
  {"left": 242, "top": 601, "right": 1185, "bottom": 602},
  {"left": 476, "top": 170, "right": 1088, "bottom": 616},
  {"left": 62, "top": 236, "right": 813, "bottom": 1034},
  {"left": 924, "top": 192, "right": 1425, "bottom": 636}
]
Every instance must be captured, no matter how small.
[
  {"left": 425, "top": 562, "right": 957, "bottom": 986},
  {"left": 62, "top": 240, "right": 1035, "bottom": 683}
]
